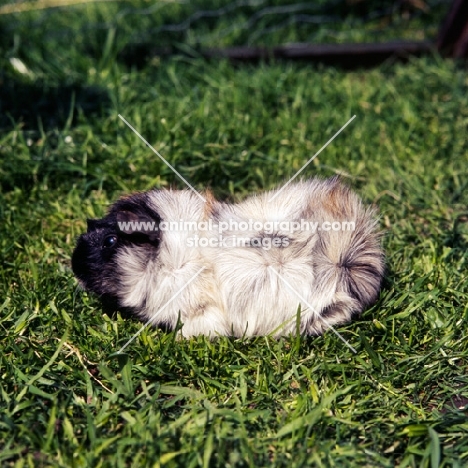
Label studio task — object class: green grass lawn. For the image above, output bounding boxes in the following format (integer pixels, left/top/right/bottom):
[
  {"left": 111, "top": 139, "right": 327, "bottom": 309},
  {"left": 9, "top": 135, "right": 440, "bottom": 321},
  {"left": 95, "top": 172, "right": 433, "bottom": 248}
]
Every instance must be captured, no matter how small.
[{"left": 1, "top": 1, "right": 468, "bottom": 466}]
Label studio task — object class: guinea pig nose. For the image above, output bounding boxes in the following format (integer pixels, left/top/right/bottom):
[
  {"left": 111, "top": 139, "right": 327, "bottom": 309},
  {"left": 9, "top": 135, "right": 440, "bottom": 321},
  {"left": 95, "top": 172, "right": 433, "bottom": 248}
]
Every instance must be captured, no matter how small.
[{"left": 71, "top": 238, "right": 90, "bottom": 280}]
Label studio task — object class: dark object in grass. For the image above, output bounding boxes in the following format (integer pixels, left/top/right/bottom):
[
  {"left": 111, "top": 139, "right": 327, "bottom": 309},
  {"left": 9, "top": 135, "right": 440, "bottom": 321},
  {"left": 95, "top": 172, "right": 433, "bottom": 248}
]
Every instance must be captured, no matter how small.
[
  {"left": 72, "top": 178, "right": 384, "bottom": 337},
  {"left": 203, "top": 41, "right": 434, "bottom": 67},
  {"left": 437, "top": 0, "right": 468, "bottom": 58}
]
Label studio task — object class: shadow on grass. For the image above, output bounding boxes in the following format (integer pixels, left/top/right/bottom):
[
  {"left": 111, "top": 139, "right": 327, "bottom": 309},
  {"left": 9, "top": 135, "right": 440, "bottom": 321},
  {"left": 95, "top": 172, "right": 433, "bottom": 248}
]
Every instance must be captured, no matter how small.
[
  {"left": 0, "top": 77, "right": 112, "bottom": 192},
  {"left": 0, "top": 79, "right": 111, "bottom": 131},
  {"left": 444, "top": 214, "right": 468, "bottom": 252}
]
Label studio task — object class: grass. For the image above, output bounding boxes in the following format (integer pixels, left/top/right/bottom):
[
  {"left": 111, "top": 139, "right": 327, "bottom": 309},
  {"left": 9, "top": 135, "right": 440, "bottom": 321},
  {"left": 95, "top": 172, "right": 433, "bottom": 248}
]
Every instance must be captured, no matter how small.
[
  {"left": 1, "top": 1, "right": 468, "bottom": 466},
  {"left": 1, "top": 0, "right": 449, "bottom": 49}
]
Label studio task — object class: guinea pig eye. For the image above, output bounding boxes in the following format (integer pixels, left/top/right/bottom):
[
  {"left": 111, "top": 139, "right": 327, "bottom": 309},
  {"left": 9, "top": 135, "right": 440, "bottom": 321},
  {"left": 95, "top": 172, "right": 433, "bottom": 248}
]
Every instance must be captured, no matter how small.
[{"left": 102, "top": 235, "right": 118, "bottom": 249}]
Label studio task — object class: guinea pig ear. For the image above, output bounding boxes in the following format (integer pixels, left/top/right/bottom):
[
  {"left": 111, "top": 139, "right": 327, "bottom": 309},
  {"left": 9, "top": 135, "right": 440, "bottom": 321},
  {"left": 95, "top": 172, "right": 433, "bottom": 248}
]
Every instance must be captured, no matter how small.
[
  {"left": 116, "top": 210, "right": 160, "bottom": 244},
  {"left": 87, "top": 219, "right": 99, "bottom": 231}
]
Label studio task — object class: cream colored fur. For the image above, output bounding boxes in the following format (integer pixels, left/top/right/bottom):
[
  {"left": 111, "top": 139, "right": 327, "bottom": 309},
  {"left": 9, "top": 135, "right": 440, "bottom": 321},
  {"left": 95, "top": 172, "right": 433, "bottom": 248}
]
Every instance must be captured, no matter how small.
[{"left": 112, "top": 179, "right": 384, "bottom": 337}]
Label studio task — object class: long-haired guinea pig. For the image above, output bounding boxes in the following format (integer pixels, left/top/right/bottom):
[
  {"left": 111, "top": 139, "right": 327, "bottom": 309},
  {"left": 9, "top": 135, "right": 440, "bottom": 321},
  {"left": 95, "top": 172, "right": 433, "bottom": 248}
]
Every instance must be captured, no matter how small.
[{"left": 72, "top": 177, "right": 384, "bottom": 337}]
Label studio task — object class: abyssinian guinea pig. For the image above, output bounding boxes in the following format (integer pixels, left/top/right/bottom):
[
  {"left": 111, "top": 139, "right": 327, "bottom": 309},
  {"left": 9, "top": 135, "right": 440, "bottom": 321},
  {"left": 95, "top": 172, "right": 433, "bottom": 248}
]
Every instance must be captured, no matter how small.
[{"left": 72, "top": 177, "right": 384, "bottom": 337}]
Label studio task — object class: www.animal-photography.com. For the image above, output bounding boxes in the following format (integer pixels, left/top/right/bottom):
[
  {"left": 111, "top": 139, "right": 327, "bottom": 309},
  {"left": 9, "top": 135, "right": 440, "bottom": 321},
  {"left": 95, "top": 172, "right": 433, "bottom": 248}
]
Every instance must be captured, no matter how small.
[{"left": 1, "top": 1, "right": 467, "bottom": 466}]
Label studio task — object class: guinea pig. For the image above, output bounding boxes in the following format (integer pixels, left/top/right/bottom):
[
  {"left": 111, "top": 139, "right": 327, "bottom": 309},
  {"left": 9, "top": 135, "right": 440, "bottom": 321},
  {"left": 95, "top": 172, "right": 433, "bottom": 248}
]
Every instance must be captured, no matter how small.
[{"left": 72, "top": 177, "right": 384, "bottom": 337}]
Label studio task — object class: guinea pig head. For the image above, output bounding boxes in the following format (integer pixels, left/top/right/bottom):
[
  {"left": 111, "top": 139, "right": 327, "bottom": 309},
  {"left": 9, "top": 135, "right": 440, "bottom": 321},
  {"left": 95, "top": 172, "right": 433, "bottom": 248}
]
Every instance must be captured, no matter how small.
[{"left": 72, "top": 193, "right": 161, "bottom": 307}]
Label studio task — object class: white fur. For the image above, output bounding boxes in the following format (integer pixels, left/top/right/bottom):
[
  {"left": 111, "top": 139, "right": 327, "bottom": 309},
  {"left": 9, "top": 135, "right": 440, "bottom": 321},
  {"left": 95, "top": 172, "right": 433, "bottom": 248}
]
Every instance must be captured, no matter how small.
[{"left": 109, "top": 180, "right": 384, "bottom": 337}]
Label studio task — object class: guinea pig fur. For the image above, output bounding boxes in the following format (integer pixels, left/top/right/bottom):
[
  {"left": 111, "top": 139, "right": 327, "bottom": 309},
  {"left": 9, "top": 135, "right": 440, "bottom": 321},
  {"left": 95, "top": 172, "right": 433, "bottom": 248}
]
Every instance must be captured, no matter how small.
[{"left": 72, "top": 177, "right": 384, "bottom": 338}]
